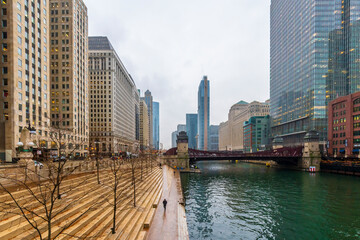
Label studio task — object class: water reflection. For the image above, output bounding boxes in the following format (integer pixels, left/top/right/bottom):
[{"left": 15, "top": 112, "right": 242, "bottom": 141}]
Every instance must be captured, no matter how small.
[{"left": 181, "top": 161, "right": 360, "bottom": 240}]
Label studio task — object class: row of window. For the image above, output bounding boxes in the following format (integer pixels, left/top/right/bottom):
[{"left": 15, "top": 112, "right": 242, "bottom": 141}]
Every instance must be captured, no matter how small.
[{"left": 333, "top": 118, "right": 346, "bottom": 124}]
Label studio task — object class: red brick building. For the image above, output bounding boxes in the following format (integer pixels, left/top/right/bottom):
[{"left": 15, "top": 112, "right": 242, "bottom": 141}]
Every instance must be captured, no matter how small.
[{"left": 328, "top": 92, "right": 360, "bottom": 156}]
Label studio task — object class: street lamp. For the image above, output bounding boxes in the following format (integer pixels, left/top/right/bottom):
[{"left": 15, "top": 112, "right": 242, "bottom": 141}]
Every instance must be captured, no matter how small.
[{"left": 94, "top": 140, "right": 101, "bottom": 184}]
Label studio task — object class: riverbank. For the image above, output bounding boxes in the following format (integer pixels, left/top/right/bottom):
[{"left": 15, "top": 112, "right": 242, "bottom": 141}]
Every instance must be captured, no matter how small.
[{"left": 146, "top": 165, "right": 189, "bottom": 240}]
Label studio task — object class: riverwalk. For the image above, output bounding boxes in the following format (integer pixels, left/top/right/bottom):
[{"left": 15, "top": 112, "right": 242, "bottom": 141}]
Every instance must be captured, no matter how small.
[{"left": 147, "top": 165, "right": 189, "bottom": 240}]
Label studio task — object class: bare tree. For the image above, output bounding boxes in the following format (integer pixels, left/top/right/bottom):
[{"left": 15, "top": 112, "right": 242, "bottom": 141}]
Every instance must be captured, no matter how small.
[
  {"left": 128, "top": 157, "right": 139, "bottom": 208},
  {"left": 0, "top": 154, "right": 103, "bottom": 239}
]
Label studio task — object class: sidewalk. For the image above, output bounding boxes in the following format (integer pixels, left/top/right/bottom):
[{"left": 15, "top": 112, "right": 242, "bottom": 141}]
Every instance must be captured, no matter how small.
[{"left": 147, "top": 165, "right": 188, "bottom": 240}]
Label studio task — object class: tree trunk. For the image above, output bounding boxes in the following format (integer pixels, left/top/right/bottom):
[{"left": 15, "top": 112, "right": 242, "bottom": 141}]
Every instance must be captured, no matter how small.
[
  {"left": 48, "top": 219, "right": 51, "bottom": 240},
  {"left": 133, "top": 175, "right": 136, "bottom": 207},
  {"left": 96, "top": 158, "right": 100, "bottom": 184},
  {"left": 112, "top": 177, "right": 116, "bottom": 234}
]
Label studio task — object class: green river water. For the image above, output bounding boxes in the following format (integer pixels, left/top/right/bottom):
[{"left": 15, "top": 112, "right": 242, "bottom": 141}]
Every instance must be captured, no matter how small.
[{"left": 181, "top": 161, "right": 360, "bottom": 240}]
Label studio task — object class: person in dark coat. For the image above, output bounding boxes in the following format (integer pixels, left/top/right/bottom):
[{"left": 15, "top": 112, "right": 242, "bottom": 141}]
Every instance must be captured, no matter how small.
[{"left": 163, "top": 199, "right": 168, "bottom": 211}]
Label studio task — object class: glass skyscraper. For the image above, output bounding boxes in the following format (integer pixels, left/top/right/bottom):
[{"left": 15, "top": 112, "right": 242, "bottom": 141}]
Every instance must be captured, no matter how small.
[
  {"left": 197, "top": 76, "right": 210, "bottom": 150},
  {"left": 152, "top": 102, "right": 160, "bottom": 150},
  {"left": 186, "top": 114, "right": 198, "bottom": 149},
  {"left": 270, "top": 0, "right": 360, "bottom": 144}
]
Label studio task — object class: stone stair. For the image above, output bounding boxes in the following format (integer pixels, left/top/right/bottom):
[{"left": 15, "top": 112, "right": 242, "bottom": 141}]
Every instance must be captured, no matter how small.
[{"left": 0, "top": 164, "right": 163, "bottom": 240}]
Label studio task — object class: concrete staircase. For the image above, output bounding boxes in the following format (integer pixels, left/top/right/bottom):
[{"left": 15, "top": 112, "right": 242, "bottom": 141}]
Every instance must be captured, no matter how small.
[{"left": 0, "top": 164, "right": 163, "bottom": 240}]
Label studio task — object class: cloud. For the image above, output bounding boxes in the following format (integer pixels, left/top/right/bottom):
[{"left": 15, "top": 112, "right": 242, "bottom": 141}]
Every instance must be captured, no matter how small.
[{"left": 86, "top": 0, "right": 270, "bottom": 149}]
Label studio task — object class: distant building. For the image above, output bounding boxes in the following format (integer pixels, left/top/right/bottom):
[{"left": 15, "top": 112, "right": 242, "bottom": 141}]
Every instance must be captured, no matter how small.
[
  {"left": 209, "top": 125, "right": 219, "bottom": 151},
  {"left": 243, "top": 116, "right": 270, "bottom": 153},
  {"left": 186, "top": 114, "right": 198, "bottom": 149},
  {"left": 198, "top": 76, "right": 210, "bottom": 150},
  {"left": 89, "top": 36, "right": 140, "bottom": 154},
  {"left": 140, "top": 100, "right": 150, "bottom": 150},
  {"left": 153, "top": 102, "right": 160, "bottom": 150},
  {"left": 142, "top": 90, "right": 153, "bottom": 148},
  {"left": 328, "top": 92, "right": 360, "bottom": 156},
  {"left": 219, "top": 100, "right": 269, "bottom": 151},
  {"left": 171, "top": 131, "right": 178, "bottom": 148},
  {"left": 171, "top": 124, "right": 186, "bottom": 149}
]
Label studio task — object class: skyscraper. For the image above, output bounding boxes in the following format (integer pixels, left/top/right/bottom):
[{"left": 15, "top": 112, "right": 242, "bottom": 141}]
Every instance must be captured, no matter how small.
[
  {"left": 0, "top": 0, "right": 51, "bottom": 162},
  {"left": 270, "top": 0, "right": 360, "bottom": 144},
  {"left": 50, "top": 0, "right": 89, "bottom": 156},
  {"left": 197, "top": 76, "right": 210, "bottom": 150},
  {"left": 88, "top": 36, "right": 140, "bottom": 154},
  {"left": 140, "top": 100, "right": 149, "bottom": 150},
  {"left": 152, "top": 101, "right": 159, "bottom": 150},
  {"left": 186, "top": 113, "right": 198, "bottom": 149},
  {"left": 142, "top": 90, "right": 153, "bottom": 148}
]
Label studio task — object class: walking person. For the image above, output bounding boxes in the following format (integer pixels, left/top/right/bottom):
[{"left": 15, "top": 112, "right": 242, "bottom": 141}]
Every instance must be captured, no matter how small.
[{"left": 163, "top": 199, "right": 167, "bottom": 211}]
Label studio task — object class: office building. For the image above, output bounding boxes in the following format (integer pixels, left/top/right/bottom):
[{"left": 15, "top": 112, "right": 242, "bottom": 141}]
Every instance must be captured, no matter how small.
[
  {"left": 219, "top": 100, "right": 269, "bottom": 151},
  {"left": 142, "top": 90, "right": 153, "bottom": 148},
  {"left": 197, "top": 76, "right": 210, "bottom": 150},
  {"left": 209, "top": 125, "right": 219, "bottom": 151},
  {"left": 140, "top": 100, "right": 149, "bottom": 150},
  {"left": 243, "top": 116, "right": 270, "bottom": 153},
  {"left": 153, "top": 101, "right": 159, "bottom": 150},
  {"left": 0, "top": 0, "right": 51, "bottom": 162},
  {"left": 328, "top": 92, "right": 360, "bottom": 156},
  {"left": 49, "top": 0, "right": 89, "bottom": 156},
  {"left": 270, "top": 0, "right": 360, "bottom": 144},
  {"left": 186, "top": 113, "right": 198, "bottom": 149},
  {"left": 171, "top": 131, "right": 177, "bottom": 148},
  {"left": 89, "top": 36, "right": 140, "bottom": 154}
]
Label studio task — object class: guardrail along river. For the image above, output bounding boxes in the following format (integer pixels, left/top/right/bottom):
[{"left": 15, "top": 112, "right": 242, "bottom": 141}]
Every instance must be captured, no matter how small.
[{"left": 181, "top": 161, "right": 360, "bottom": 240}]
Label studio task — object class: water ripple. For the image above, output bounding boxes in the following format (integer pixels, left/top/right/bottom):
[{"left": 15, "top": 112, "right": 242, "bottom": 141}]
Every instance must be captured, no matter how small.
[{"left": 181, "top": 161, "right": 360, "bottom": 240}]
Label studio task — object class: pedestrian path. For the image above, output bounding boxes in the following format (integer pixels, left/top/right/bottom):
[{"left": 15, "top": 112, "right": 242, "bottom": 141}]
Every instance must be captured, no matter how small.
[{"left": 146, "top": 166, "right": 189, "bottom": 240}]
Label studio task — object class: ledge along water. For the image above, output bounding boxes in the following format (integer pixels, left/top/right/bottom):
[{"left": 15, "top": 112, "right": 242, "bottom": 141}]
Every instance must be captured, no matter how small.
[{"left": 181, "top": 160, "right": 360, "bottom": 240}]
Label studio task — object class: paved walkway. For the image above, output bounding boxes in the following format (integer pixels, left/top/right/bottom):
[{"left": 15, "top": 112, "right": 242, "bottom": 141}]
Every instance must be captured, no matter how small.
[{"left": 147, "top": 165, "right": 183, "bottom": 240}]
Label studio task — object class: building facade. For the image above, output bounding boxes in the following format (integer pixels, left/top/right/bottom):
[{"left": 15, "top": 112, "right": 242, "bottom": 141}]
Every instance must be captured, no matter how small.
[
  {"left": 197, "top": 76, "right": 209, "bottom": 150},
  {"left": 88, "top": 36, "right": 140, "bottom": 155},
  {"left": 152, "top": 101, "right": 159, "bottom": 150},
  {"left": 0, "top": 0, "right": 51, "bottom": 161},
  {"left": 140, "top": 100, "right": 149, "bottom": 150},
  {"left": 142, "top": 90, "right": 153, "bottom": 148},
  {"left": 49, "top": 0, "right": 89, "bottom": 156},
  {"left": 243, "top": 116, "right": 270, "bottom": 153},
  {"left": 328, "top": 92, "right": 360, "bottom": 156},
  {"left": 270, "top": 0, "right": 360, "bottom": 145},
  {"left": 219, "top": 100, "right": 269, "bottom": 151},
  {"left": 209, "top": 125, "right": 219, "bottom": 151},
  {"left": 186, "top": 113, "right": 197, "bottom": 149}
]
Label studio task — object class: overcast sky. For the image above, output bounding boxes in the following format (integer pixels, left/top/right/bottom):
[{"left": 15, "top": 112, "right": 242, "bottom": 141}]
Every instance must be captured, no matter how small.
[{"left": 86, "top": 0, "right": 270, "bottom": 149}]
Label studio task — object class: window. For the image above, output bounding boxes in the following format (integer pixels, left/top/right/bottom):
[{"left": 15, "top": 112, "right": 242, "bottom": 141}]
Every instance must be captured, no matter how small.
[
  {"left": 18, "top": 58, "right": 22, "bottom": 66},
  {"left": 17, "top": 24, "right": 21, "bottom": 33},
  {"left": 18, "top": 92, "right": 22, "bottom": 100},
  {"left": 18, "top": 48, "right": 21, "bottom": 56},
  {"left": 2, "top": 43, "right": 7, "bottom": 51},
  {"left": 17, "top": 13, "right": 21, "bottom": 22},
  {"left": 2, "top": 20, "right": 6, "bottom": 27},
  {"left": 17, "top": 36, "right": 21, "bottom": 44},
  {"left": 2, "top": 55, "right": 7, "bottom": 62},
  {"left": 2, "top": 79, "right": 7, "bottom": 86},
  {"left": 16, "top": 2, "right": 20, "bottom": 10},
  {"left": 18, "top": 70, "right": 22, "bottom": 78},
  {"left": 18, "top": 81, "right": 22, "bottom": 89},
  {"left": 1, "top": 8, "right": 6, "bottom": 16},
  {"left": 19, "top": 115, "right": 22, "bottom": 122},
  {"left": 18, "top": 104, "right": 22, "bottom": 111}
]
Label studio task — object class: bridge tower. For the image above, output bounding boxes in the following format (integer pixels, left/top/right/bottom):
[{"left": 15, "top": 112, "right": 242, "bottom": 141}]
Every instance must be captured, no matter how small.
[
  {"left": 176, "top": 131, "right": 190, "bottom": 169},
  {"left": 299, "top": 130, "right": 321, "bottom": 172}
]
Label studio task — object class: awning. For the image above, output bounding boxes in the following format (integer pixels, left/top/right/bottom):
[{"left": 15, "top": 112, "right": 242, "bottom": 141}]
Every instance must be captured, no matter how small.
[
  {"left": 353, "top": 149, "right": 360, "bottom": 153},
  {"left": 339, "top": 149, "right": 345, "bottom": 153}
]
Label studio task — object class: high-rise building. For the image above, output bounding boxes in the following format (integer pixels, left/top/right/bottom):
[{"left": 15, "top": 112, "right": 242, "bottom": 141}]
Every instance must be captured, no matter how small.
[
  {"left": 270, "top": 0, "right": 360, "bottom": 144},
  {"left": 209, "top": 125, "right": 219, "bottom": 151},
  {"left": 88, "top": 36, "right": 140, "bottom": 154},
  {"left": 219, "top": 100, "right": 269, "bottom": 151},
  {"left": 197, "top": 76, "right": 210, "bottom": 150},
  {"left": 186, "top": 113, "right": 198, "bottom": 149},
  {"left": 171, "top": 131, "right": 177, "bottom": 148},
  {"left": 142, "top": 90, "right": 153, "bottom": 148},
  {"left": 243, "top": 116, "right": 270, "bottom": 153},
  {"left": 140, "top": 100, "right": 149, "bottom": 150},
  {"left": 153, "top": 101, "right": 159, "bottom": 150},
  {"left": 0, "top": 0, "right": 51, "bottom": 162},
  {"left": 49, "top": 0, "right": 89, "bottom": 156}
]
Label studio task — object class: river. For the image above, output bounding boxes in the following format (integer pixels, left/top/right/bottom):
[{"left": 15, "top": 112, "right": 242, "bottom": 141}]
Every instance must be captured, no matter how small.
[{"left": 181, "top": 161, "right": 360, "bottom": 240}]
